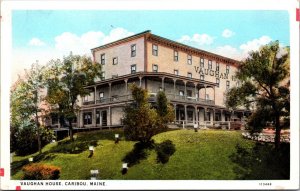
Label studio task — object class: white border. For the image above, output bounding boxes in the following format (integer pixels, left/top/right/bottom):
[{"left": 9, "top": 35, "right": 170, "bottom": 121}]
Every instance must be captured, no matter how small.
[{"left": 1, "top": 0, "right": 299, "bottom": 190}]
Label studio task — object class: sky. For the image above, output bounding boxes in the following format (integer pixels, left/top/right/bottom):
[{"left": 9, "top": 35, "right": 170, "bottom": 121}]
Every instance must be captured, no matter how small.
[{"left": 12, "top": 10, "right": 290, "bottom": 83}]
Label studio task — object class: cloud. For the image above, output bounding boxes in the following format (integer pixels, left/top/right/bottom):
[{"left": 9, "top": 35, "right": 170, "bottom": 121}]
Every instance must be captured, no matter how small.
[
  {"left": 222, "top": 29, "right": 235, "bottom": 38},
  {"left": 177, "top": 33, "right": 214, "bottom": 47},
  {"left": 28, "top": 38, "right": 46, "bottom": 46},
  {"left": 54, "top": 28, "right": 134, "bottom": 55},
  {"left": 239, "top": 36, "right": 272, "bottom": 56},
  {"left": 215, "top": 45, "right": 241, "bottom": 60}
]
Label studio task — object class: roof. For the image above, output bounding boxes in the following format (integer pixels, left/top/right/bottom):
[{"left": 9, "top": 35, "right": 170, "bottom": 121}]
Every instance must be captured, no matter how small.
[
  {"left": 91, "top": 30, "right": 240, "bottom": 65},
  {"left": 91, "top": 30, "right": 151, "bottom": 51}
]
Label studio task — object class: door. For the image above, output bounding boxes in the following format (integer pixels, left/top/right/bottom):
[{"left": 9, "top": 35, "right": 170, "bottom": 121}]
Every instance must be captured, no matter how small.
[{"left": 101, "top": 110, "right": 107, "bottom": 126}]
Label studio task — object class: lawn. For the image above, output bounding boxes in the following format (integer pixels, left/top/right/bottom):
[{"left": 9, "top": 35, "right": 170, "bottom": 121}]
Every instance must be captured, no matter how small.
[{"left": 11, "top": 129, "right": 267, "bottom": 180}]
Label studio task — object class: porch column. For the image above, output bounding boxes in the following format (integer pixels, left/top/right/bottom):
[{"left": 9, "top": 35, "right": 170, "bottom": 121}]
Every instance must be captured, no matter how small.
[
  {"left": 94, "top": 86, "right": 97, "bottom": 104},
  {"left": 139, "top": 76, "right": 142, "bottom": 87},
  {"left": 194, "top": 83, "right": 197, "bottom": 100},
  {"left": 109, "top": 106, "right": 112, "bottom": 129},
  {"left": 161, "top": 77, "right": 165, "bottom": 91},
  {"left": 174, "top": 103, "right": 177, "bottom": 123},
  {"left": 109, "top": 82, "right": 112, "bottom": 101},
  {"left": 173, "top": 79, "right": 176, "bottom": 99},
  {"left": 213, "top": 109, "right": 216, "bottom": 122},
  {"left": 184, "top": 105, "right": 188, "bottom": 124},
  {"left": 213, "top": 86, "right": 216, "bottom": 104},
  {"left": 195, "top": 106, "right": 198, "bottom": 125},
  {"left": 77, "top": 111, "right": 81, "bottom": 128},
  {"left": 184, "top": 81, "right": 187, "bottom": 100},
  {"left": 92, "top": 108, "right": 96, "bottom": 127},
  {"left": 124, "top": 79, "right": 128, "bottom": 93},
  {"left": 204, "top": 85, "right": 207, "bottom": 101}
]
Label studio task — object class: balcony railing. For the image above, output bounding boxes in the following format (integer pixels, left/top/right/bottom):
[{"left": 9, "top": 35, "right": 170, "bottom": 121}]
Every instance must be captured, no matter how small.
[
  {"left": 82, "top": 93, "right": 215, "bottom": 106},
  {"left": 166, "top": 94, "right": 215, "bottom": 105}
]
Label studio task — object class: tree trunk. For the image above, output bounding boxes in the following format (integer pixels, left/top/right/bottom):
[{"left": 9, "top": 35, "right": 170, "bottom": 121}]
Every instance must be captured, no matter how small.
[
  {"left": 69, "top": 118, "right": 74, "bottom": 142},
  {"left": 36, "top": 110, "right": 42, "bottom": 154},
  {"left": 274, "top": 114, "right": 281, "bottom": 150}
]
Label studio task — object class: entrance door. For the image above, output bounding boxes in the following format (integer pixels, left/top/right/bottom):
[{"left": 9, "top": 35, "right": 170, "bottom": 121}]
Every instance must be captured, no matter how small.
[
  {"left": 96, "top": 110, "right": 100, "bottom": 125},
  {"left": 101, "top": 110, "right": 107, "bottom": 126}
]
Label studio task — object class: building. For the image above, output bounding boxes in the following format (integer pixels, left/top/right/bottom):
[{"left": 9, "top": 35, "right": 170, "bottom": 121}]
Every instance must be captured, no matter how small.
[{"left": 77, "top": 30, "right": 249, "bottom": 129}]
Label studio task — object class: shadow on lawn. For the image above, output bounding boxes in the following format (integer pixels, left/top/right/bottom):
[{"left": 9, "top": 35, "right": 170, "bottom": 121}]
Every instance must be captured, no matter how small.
[
  {"left": 230, "top": 142, "right": 290, "bottom": 180},
  {"left": 49, "top": 139, "right": 98, "bottom": 154},
  {"left": 122, "top": 141, "right": 154, "bottom": 167}
]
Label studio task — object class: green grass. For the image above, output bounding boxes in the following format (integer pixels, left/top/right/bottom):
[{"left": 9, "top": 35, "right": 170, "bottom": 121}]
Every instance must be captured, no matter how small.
[{"left": 12, "top": 129, "right": 255, "bottom": 180}]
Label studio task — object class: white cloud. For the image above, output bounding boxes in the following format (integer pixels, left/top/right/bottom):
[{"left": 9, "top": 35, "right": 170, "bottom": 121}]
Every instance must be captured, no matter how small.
[
  {"left": 177, "top": 33, "right": 214, "bottom": 47},
  {"left": 222, "top": 29, "right": 235, "bottom": 38},
  {"left": 239, "top": 36, "right": 272, "bottom": 57},
  {"left": 215, "top": 45, "right": 241, "bottom": 60},
  {"left": 12, "top": 28, "right": 135, "bottom": 84},
  {"left": 54, "top": 28, "right": 134, "bottom": 55},
  {"left": 28, "top": 38, "right": 46, "bottom": 46}
]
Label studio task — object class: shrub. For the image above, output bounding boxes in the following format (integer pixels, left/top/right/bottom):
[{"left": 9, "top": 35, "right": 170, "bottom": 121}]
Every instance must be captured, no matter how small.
[
  {"left": 22, "top": 163, "right": 61, "bottom": 180},
  {"left": 155, "top": 140, "right": 176, "bottom": 164},
  {"left": 13, "top": 124, "right": 55, "bottom": 156},
  {"left": 50, "top": 139, "right": 98, "bottom": 154}
]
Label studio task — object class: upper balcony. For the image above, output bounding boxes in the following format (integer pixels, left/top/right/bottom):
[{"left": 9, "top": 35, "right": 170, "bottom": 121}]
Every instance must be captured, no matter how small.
[
  {"left": 82, "top": 72, "right": 218, "bottom": 107},
  {"left": 82, "top": 93, "right": 215, "bottom": 107}
]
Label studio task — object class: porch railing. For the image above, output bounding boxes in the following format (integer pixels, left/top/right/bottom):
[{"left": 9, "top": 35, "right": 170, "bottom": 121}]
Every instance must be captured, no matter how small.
[{"left": 82, "top": 93, "right": 215, "bottom": 106}]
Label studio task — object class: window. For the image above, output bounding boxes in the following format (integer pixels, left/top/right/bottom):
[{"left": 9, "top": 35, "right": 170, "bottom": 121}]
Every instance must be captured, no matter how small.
[
  {"left": 83, "top": 95, "right": 88, "bottom": 102},
  {"left": 179, "top": 90, "right": 184, "bottom": 96},
  {"left": 152, "top": 44, "right": 158, "bottom": 56},
  {"left": 226, "top": 65, "right": 230, "bottom": 74},
  {"left": 100, "top": 72, "right": 105, "bottom": 80},
  {"left": 112, "top": 74, "right": 118, "bottom": 79},
  {"left": 113, "top": 57, "right": 118, "bottom": 65},
  {"left": 83, "top": 112, "right": 92, "bottom": 125},
  {"left": 236, "top": 81, "right": 240, "bottom": 87},
  {"left": 174, "top": 50, "right": 178, "bottom": 61},
  {"left": 216, "top": 62, "right": 220, "bottom": 71},
  {"left": 187, "top": 72, "right": 192, "bottom": 79},
  {"left": 131, "top": 64, "right": 136, "bottom": 74},
  {"left": 200, "top": 58, "right": 204, "bottom": 68},
  {"left": 187, "top": 55, "right": 192, "bottom": 65},
  {"left": 200, "top": 75, "right": 204, "bottom": 81},
  {"left": 99, "top": 92, "right": 104, "bottom": 99},
  {"left": 131, "top": 44, "right": 136, "bottom": 57},
  {"left": 187, "top": 90, "right": 192, "bottom": 97},
  {"left": 152, "top": 64, "right": 158, "bottom": 72},
  {"left": 216, "top": 78, "right": 220, "bottom": 87},
  {"left": 100, "top": 54, "right": 105, "bottom": 65},
  {"left": 174, "top": 70, "right": 179, "bottom": 76},
  {"left": 226, "top": 80, "right": 230, "bottom": 90},
  {"left": 208, "top": 60, "right": 212, "bottom": 69}
]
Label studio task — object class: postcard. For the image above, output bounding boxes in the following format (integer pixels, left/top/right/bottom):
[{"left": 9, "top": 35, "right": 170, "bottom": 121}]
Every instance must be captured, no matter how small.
[{"left": 1, "top": 0, "right": 299, "bottom": 190}]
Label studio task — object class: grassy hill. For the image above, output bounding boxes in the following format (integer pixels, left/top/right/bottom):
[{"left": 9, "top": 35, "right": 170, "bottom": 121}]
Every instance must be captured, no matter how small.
[{"left": 11, "top": 129, "right": 270, "bottom": 180}]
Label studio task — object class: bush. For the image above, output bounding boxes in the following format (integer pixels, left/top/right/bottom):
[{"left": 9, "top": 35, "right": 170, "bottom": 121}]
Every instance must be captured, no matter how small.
[
  {"left": 155, "top": 140, "right": 176, "bottom": 164},
  {"left": 22, "top": 163, "right": 61, "bottom": 180},
  {"left": 13, "top": 124, "right": 55, "bottom": 156}
]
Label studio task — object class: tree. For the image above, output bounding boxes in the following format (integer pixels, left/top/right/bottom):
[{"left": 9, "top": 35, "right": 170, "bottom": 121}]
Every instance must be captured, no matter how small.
[
  {"left": 226, "top": 41, "right": 290, "bottom": 149},
  {"left": 123, "top": 84, "right": 174, "bottom": 144},
  {"left": 45, "top": 54, "right": 101, "bottom": 141},
  {"left": 10, "top": 63, "right": 51, "bottom": 155},
  {"left": 156, "top": 91, "right": 175, "bottom": 125}
]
